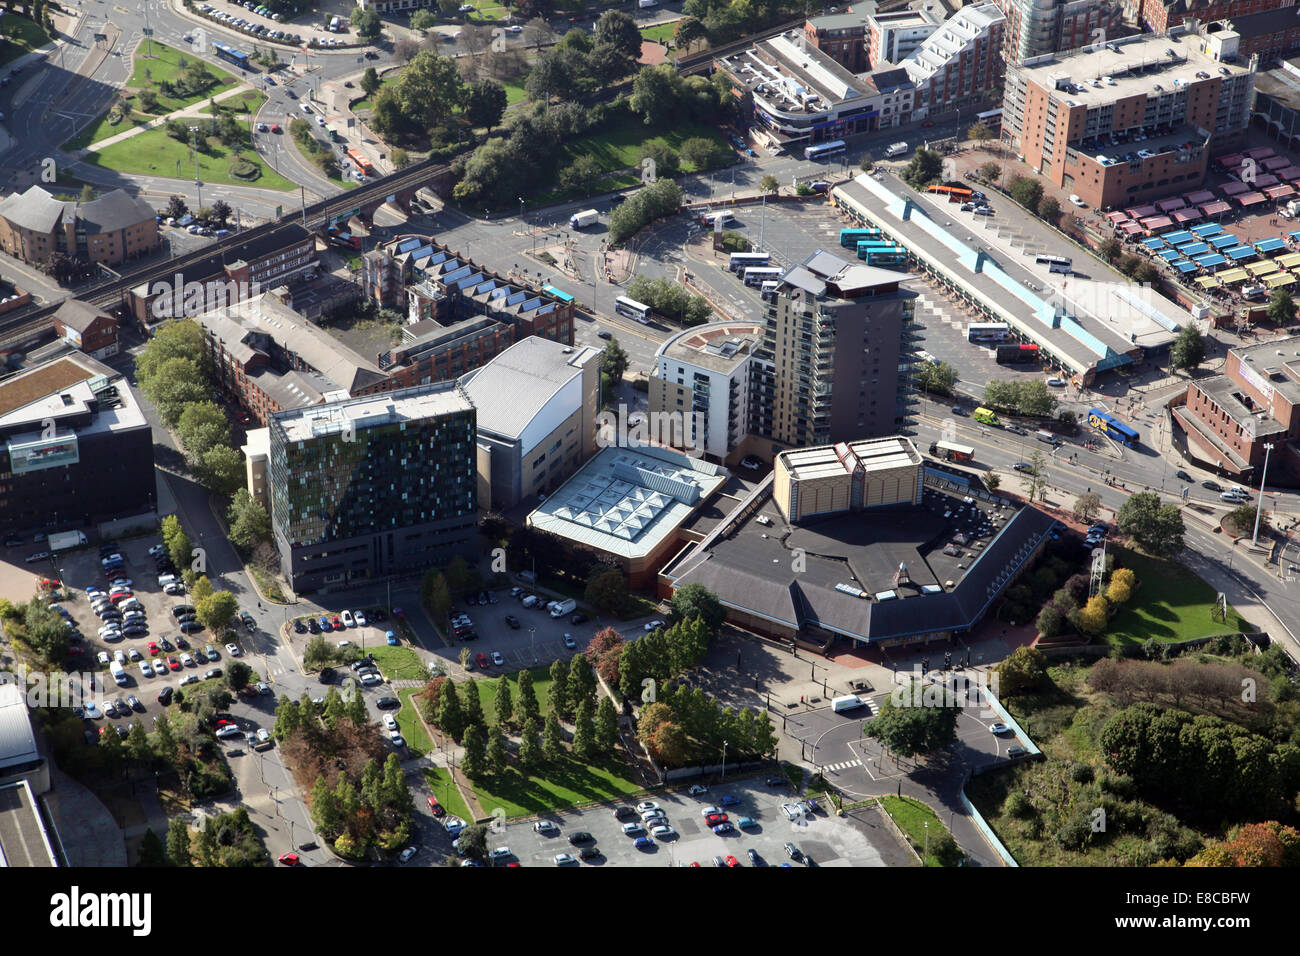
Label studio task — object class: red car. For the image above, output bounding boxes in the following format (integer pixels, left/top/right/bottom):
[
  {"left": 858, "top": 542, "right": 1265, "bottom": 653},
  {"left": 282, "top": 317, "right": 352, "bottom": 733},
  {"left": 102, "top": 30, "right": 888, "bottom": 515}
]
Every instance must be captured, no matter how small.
[
  {"left": 725, "top": 855, "right": 740, "bottom": 868},
  {"left": 705, "top": 813, "right": 728, "bottom": 827},
  {"left": 475, "top": 652, "right": 489, "bottom": 669},
  {"left": 38, "top": 578, "right": 61, "bottom": 590},
  {"left": 426, "top": 795, "right": 445, "bottom": 816},
  {"left": 147, "top": 641, "right": 160, "bottom": 656},
  {"left": 278, "top": 852, "right": 301, "bottom": 866},
  {"left": 270, "top": 124, "right": 281, "bottom": 133},
  {"left": 331, "top": 616, "right": 343, "bottom": 629},
  {"left": 216, "top": 719, "right": 236, "bottom": 728},
  {"left": 167, "top": 657, "right": 181, "bottom": 672}
]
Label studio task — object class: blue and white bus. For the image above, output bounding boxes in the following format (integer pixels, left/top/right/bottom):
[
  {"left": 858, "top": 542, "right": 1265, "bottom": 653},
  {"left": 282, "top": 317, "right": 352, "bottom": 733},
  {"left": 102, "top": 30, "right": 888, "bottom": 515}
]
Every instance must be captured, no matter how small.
[
  {"left": 213, "top": 42, "right": 251, "bottom": 71},
  {"left": 742, "top": 266, "right": 783, "bottom": 287},
  {"left": 1087, "top": 408, "right": 1140, "bottom": 447},
  {"left": 728, "top": 252, "right": 770, "bottom": 273},
  {"left": 804, "top": 139, "right": 846, "bottom": 162},
  {"left": 614, "top": 296, "right": 652, "bottom": 324}
]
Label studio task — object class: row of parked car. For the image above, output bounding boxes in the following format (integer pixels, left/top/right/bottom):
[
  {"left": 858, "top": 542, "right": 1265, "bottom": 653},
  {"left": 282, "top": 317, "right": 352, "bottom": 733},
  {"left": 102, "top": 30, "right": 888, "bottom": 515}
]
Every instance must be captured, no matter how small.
[{"left": 194, "top": 2, "right": 304, "bottom": 44}]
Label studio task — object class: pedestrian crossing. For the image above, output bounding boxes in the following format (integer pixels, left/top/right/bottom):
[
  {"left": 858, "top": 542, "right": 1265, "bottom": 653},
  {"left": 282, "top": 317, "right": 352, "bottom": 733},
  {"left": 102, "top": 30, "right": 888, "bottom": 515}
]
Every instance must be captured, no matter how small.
[{"left": 821, "top": 759, "right": 863, "bottom": 773}]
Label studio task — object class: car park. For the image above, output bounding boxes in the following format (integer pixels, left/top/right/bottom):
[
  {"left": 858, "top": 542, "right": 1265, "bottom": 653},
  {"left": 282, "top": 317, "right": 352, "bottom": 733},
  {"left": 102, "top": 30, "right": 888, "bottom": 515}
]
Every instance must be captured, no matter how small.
[{"left": 204, "top": 667, "right": 222, "bottom": 680}]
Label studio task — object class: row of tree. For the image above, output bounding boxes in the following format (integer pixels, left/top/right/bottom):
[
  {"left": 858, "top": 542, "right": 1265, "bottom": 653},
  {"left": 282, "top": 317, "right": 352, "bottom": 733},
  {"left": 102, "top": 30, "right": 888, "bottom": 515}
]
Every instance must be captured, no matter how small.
[
  {"left": 638, "top": 681, "right": 777, "bottom": 767},
  {"left": 162, "top": 514, "right": 239, "bottom": 634},
  {"left": 981, "top": 379, "right": 1058, "bottom": 417},
  {"left": 624, "top": 275, "right": 712, "bottom": 326},
  {"left": 0, "top": 596, "right": 73, "bottom": 668},
  {"left": 136, "top": 320, "right": 245, "bottom": 495},
  {"left": 139, "top": 809, "right": 268, "bottom": 867}
]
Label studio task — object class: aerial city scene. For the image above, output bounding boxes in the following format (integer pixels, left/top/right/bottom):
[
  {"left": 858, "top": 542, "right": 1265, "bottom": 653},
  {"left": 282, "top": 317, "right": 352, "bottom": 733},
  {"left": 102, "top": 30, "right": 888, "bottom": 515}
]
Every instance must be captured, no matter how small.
[{"left": 0, "top": 0, "right": 1293, "bottom": 906}]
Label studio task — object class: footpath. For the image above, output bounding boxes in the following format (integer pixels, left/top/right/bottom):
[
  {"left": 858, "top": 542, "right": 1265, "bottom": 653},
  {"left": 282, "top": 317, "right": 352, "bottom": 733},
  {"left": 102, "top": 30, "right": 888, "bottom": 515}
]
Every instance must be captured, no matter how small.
[{"left": 80, "top": 84, "right": 257, "bottom": 154}]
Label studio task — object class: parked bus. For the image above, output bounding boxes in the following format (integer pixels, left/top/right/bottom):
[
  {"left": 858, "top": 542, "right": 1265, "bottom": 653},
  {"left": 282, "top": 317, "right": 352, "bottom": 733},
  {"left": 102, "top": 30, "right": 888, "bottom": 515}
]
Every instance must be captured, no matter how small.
[
  {"left": 615, "top": 296, "right": 652, "bottom": 324},
  {"left": 804, "top": 139, "right": 846, "bottom": 161},
  {"left": 863, "top": 249, "right": 906, "bottom": 266},
  {"left": 973, "top": 407, "right": 1000, "bottom": 426},
  {"left": 926, "top": 184, "right": 974, "bottom": 203},
  {"left": 760, "top": 280, "right": 780, "bottom": 301},
  {"left": 1035, "top": 254, "right": 1073, "bottom": 274},
  {"left": 976, "top": 108, "right": 1003, "bottom": 129},
  {"left": 840, "top": 228, "right": 883, "bottom": 248},
  {"left": 931, "top": 440, "right": 976, "bottom": 463},
  {"left": 345, "top": 147, "right": 376, "bottom": 177},
  {"left": 1087, "top": 408, "right": 1140, "bottom": 447},
  {"left": 213, "top": 42, "right": 251, "bottom": 71},
  {"left": 996, "top": 343, "right": 1040, "bottom": 364},
  {"left": 967, "top": 322, "right": 1009, "bottom": 343},
  {"left": 728, "top": 252, "right": 770, "bottom": 273},
  {"left": 743, "top": 266, "right": 783, "bottom": 287}
]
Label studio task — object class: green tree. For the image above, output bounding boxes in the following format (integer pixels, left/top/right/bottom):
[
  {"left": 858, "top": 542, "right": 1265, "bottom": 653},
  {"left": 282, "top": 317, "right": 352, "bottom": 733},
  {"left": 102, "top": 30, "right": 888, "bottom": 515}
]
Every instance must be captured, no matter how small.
[
  {"left": 586, "top": 571, "right": 627, "bottom": 616},
  {"left": 979, "top": 161, "right": 1000, "bottom": 181},
  {"left": 1099, "top": 237, "right": 1123, "bottom": 262},
  {"left": 196, "top": 444, "right": 246, "bottom": 496},
  {"left": 1072, "top": 491, "right": 1103, "bottom": 524},
  {"left": 901, "top": 148, "right": 944, "bottom": 189},
  {"left": 397, "top": 51, "right": 465, "bottom": 132},
  {"left": 1134, "top": 262, "right": 1161, "bottom": 286},
  {"left": 1269, "top": 289, "right": 1297, "bottom": 326},
  {"left": 549, "top": 658, "right": 572, "bottom": 716},
  {"left": 600, "top": 338, "right": 629, "bottom": 383},
  {"left": 1008, "top": 175, "right": 1043, "bottom": 211},
  {"left": 1118, "top": 491, "right": 1185, "bottom": 554},
  {"left": 1227, "top": 503, "right": 1265, "bottom": 533},
  {"left": 515, "top": 668, "right": 539, "bottom": 725},
  {"left": 519, "top": 716, "right": 542, "bottom": 770},
  {"left": 348, "top": 685, "right": 369, "bottom": 727},
  {"left": 439, "top": 680, "right": 466, "bottom": 741},
  {"left": 1036, "top": 603, "right": 1064, "bottom": 639},
  {"left": 865, "top": 686, "right": 959, "bottom": 758},
  {"left": 462, "top": 679, "right": 483, "bottom": 727},
  {"left": 916, "top": 360, "right": 958, "bottom": 395},
  {"left": 1017, "top": 380, "right": 1058, "bottom": 417},
  {"left": 140, "top": 357, "right": 207, "bottom": 426},
  {"left": 670, "top": 582, "right": 725, "bottom": 633},
  {"left": 573, "top": 697, "right": 597, "bottom": 759},
  {"left": 126, "top": 720, "right": 152, "bottom": 765},
  {"left": 137, "top": 828, "right": 170, "bottom": 867},
  {"left": 274, "top": 696, "right": 302, "bottom": 740},
  {"left": 225, "top": 661, "right": 252, "bottom": 692},
  {"left": 1171, "top": 324, "right": 1207, "bottom": 371},
  {"left": 352, "top": 8, "right": 382, "bottom": 39},
  {"left": 675, "top": 16, "right": 707, "bottom": 52},
  {"left": 165, "top": 817, "right": 192, "bottom": 866},
  {"left": 461, "top": 722, "right": 486, "bottom": 779},
  {"left": 422, "top": 569, "right": 451, "bottom": 627},
  {"left": 360, "top": 66, "right": 381, "bottom": 97},
  {"left": 227, "top": 488, "right": 271, "bottom": 553},
  {"left": 629, "top": 63, "right": 678, "bottom": 126},
  {"left": 558, "top": 154, "right": 603, "bottom": 196},
  {"left": 543, "top": 710, "right": 564, "bottom": 761},
  {"left": 997, "top": 645, "right": 1048, "bottom": 695},
  {"left": 410, "top": 9, "right": 437, "bottom": 31},
  {"left": 760, "top": 174, "right": 779, "bottom": 195},
  {"left": 485, "top": 727, "right": 507, "bottom": 776},
  {"left": 967, "top": 119, "right": 992, "bottom": 143},
  {"left": 196, "top": 590, "right": 238, "bottom": 634},
  {"left": 465, "top": 78, "right": 508, "bottom": 131},
  {"left": 98, "top": 719, "right": 126, "bottom": 772},
  {"left": 1020, "top": 450, "right": 1048, "bottom": 502},
  {"left": 1037, "top": 195, "right": 1061, "bottom": 224},
  {"left": 310, "top": 776, "right": 341, "bottom": 836},
  {"left": 494, "top": 675, "right": 514, "bottom": 728},
  {"left": 526, "top": 47, "right": 576, "bottom": 104},
  {"left": 566, "top": 653, "right": 597, "bottom": 712},
  {"left": 594, "top": 9, "right": 642, "bottom": 60},
  {"left": 595, "top": 696, "right": 619, "bottom": 753}
]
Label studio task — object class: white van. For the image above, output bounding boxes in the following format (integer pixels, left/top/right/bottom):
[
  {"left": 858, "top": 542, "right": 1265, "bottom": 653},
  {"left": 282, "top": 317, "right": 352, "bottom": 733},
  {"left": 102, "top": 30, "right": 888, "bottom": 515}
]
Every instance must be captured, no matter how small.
[
  {"left": 110, "top": 660, "right": 128, "bottom": 686},
  {"left": 1036, "top": 430, "right": 1060, "bottom": 445},
  {"left": 832, "top": 694, "right": 863, "bottom": 713}
]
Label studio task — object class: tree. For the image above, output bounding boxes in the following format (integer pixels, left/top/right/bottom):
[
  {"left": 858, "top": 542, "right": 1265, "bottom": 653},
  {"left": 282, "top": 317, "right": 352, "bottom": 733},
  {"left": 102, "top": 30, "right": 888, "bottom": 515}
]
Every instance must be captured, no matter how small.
[
  {"left": 629, "top": 63, "right": 678, "bottom": 126},
  {"left": 140, "top": 357, "right": 207, "bottom": 426},
  {"left": 360, "top": 67, "right": 381, "bottom": 98},
  {"left": 410, "top": 9, "right": 437, "bottom": 32},
  {"left": 227, "top": 489, "right": 272, "bottom": 553},
  {"left": 760, "top": 174, "right": 779, "bottom": 195},
  {"left": 196, "top": 590, "right": 238, "bottom": 634},
  {"left": 439, "top": 680, "right": 465, "bottom": 741},
  {"left": 523, "top": 16, "right": 555, "bottom": 51},
  {"left": 979, "top": 161, "right": 1000, "bottom": 181},
  {"left": 1134, "top": 262, "right": 1161, "bottom": 286},
  {"left": 559, "top": 154, "right": 602, "bottom": 195},
  {"left": 542, "top": 710, "right": 565, "bottom": 761},
  {"left": 1020, "top": 450, "right": 1048, "bottom": 502},
  {"left": 515, "top": 668, "right": 540, "bottom": 725},
  {"left": 352, "top": 8, "right": 382, "bottom": 40},
  {"left": 1106, "top": 577, "right": 1132, "bottom": 605},
  {"left": 394, "top": 36, "right": 420, "bottom": 63},
  {"left": 396, "top": 51, "right": 465, "bottom": 132},
  {"left": 865, "top": 688, "right": 959, "bottom": 758},
  {"left": 177, "top": 401, "right": 230, "bottom": 463},
  {"left": 494, "top": 676, "right": 514, "bottom": 728},
  {"left": 526, "top": 47, "right": 575, "bottom": 104},
  {"left": 1073, "top": 491, "right": 1103, "bottom": 524},
  {"left": 1008, "top": 175, "right": 1043, "bottom": 211},
  {"left": 519, "top": 716, "right": 542, "bottom": 769},
  {"left": 485, "top": 727, "right": 507, "bottom": 776},
  {"left": 1118, "top": 491, "right": 1185, "bottom": 554},
  {"left": 209, "top": 199, "right": 232, "bottom": 227},
  {"left": 638, "top": 140, "right": 679, "bottom": 178},
  {"left": 967, "top": 120, "right": 992, "bottom": 143},
  {"left": 225, "top": 661, "right": 252, "bottom": 692},
  {"left": 986, "top": 473, "right": 1001, "bottom": 492},
  {"left": 1079, "top": 594, "right": 1109, "bottom": 635},
  {"left": 461, "top": 722, "right": 486, "bottom": 779},
  {"left": 1099, "top": 237, "right": 1123, "bottom": 262},
  {"left": 670, "top": 583, "right": 725, "bottom": 633},
  {"left": 462, "top": 679, "right": 483, "bottom": 727},
  {"left": 465, "top": 78, "right": 507, "bottom": 131},
  {"left": 595, "top": 10, "right": 642, "bottom": 60},
  {"left": 901, "top": 148, "right": 944, "bottom": 189},
  {"left": 1171, "top": 324, "right": 1207, "bottom": 371},
  {"left": 1037, "top": 196, "right": 1061, "bottom": 224},
  {"left": 1036, "top": 603, "right": 1064, "bottom": 638},
  {"left": 679, "top": 136, "right": 723, "bottom": 171},
  {"left": 1269, "top": 289, "right": 1297, "bottom": 326},
  {"left": 136, "top": 828, "right": 170, "bottom": 867},
  {"left": 601, "top": 337, "right": 629, "bottom": 383},
  {"left": 165, "top": 818, "right": 192, "bottom": 867},
  {"left": 676, "top": 16, "right": 707, "bottom": 52},
  {"left": 595, "top": 696, "right": 619, "bottom": 753},
  {"left": 126, "top": 720, "right": 152, "bottom": 765},
  {"left": 165, "top": 195, "right": 189, "bottom": 219},
  {"left": 916, "top": 360, "right": 958, "bottom": 396},
  {"left": 998, "top": 645, "right": 1048, "bottom": 695},
  {"left": 573, "top": 697, "right": 597, "bottom": 760}
]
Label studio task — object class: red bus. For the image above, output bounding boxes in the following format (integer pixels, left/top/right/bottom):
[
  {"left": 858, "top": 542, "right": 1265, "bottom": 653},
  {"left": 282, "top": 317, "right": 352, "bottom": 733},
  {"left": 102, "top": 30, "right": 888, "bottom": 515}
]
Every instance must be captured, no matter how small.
[
  {"left": 345, "top": 147, "right": 376, "bottom": 177},
  {"left": 926, "top": 184, "right": 974, "bottom": 203},
  {"left": 996, "top": 343, "right": 1040, "bottom": 364}
]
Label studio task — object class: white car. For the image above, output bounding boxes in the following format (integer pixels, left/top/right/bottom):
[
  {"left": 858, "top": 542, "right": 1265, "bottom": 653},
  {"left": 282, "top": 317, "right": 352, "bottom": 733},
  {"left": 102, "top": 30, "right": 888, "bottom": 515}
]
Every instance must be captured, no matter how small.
[
  {"left": 1047, "top": 377, "right": 1066, "bottom": 387},
  {"left": 491, "top": 651, "right": 504, "bottom": 666},
  {"left": 215, "top": 725, "right": 243, "bottom": 740},
  {"left": 180, "top": 653, "right": 195, "bottom": 667},
  {"left": 443, "top": 816, "right": 466, "bottom": 835},
  {"left": 687, "top": 784, "right": 708, "bottom": 796},
  {"left": 383, "top": 714, "right": 399, "bottom": 731},
  {"left": 389, "top": 731, "right": 406, "bottom": 747},
  {"left": 780, "top": 802, "right": 804, "bottom": 821},
  {"left": 650, "top": 824, "right": 675, "bottom": 839},
  {"left": 341, "top": 610, "right": 355, "bottom": 628},
  {"left": 489, "top": 846, "right": 511, "bottom": 860},
  {"left": 701, "top": 806, "right": 722, "bottom": 817},
  {"left": 990, "top": 722, "right": 1011, "bottom": 735},
  {"left": 354, "top": 610, "right": 367, "bottom": 627},
  {"left": 1068, "top": 194, "right": 1086, "bottom": 207},
  {"left": 399, "top": 846, "right": 418, "bottom": 863},
  {"left": 97, "top": 651, "right": 110, "bottom": 665},
  {"left": 179, "top": 673, "right": 200, "bottom": 687},
  {"left": 505, "top": 24, "right": 522, "bottom": 33},
  {"left": 360, "top": 672, "right": 382, "bottom": 686},
  {"left": 225, "top": 643, "right": 242, "bottom": 657},
  {"left": 643, "top": 620, "right": 665, "bottom": 632},
  {"left": 553, "top": 852, "right": 576, "bottom": 865},
  {"left": 139, "top": 661, "right": 155, "bottom": 678},
  {"left": 534, "top": 820, "right": 559, "bottom": 834},
  {"left": 636, "top": 800, "right": 660, "bottom": 814}
]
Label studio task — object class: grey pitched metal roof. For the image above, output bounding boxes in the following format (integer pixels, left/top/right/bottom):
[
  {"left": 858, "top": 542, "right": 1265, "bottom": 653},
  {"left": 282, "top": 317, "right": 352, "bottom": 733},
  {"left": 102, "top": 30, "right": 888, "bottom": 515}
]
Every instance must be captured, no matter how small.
[
  {"left": 53, "top": 298, "right": 113, "bottom": 333},
  {"left": 0, "top": 186, "right": 66, "bottom": 233},
  {"left": 77, "top": 189, "right": 156, "bottom": 234},
  {"left": 459, "top": 337, "right": 596, "bottom": 441}
]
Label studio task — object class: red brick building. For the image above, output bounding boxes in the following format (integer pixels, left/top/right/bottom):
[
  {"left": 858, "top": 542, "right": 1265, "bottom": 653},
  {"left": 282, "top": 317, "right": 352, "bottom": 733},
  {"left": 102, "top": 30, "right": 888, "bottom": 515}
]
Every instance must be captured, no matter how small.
[
  {"left": 1140, "top": 0, "right": 1291, "bottom": 34},
  {"left": 52, "top": 300, "right": 119, "bottom": 361}
]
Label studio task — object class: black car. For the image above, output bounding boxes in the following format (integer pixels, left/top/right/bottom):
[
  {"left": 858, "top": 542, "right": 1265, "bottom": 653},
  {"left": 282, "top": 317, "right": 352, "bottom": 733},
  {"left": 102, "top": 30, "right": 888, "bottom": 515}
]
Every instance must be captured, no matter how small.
[
  {"left": 505, "top": 615, "right": 520, "bottom": 629},
  {"left": 203, "top": 668, "right": 222, "bottom": 680},
  {"left": 1176, "top": 469, "right": 1193, "bottom": 483},
  {"left": 157, "top": 687, "right": 174, "bottom": 705},
  {"left": 951, "top": 405, "right": 969, "bottom": 417},
  {"left": 578, "top": 846, "right": 601, "bottom": 861},
  {"left": 376, "top": 697, "right": 400, "bottom": 710},
  {"left": 4, "top": 537, "right": 23, "bottom": 547},
  {"left": 765, "top": 776, "right": 786, "bottom": 787},
  {"left": 1201, "top": 479, "right": 1222, "bottom": 491},
  {"left": 293, "top": 619, "right": 307, "bottom": 634},
  {"left": 297, "top": 842, "right": 320, "bottom": 852},
  {"left": 1013, "top": 462, "right": 1035, "bottom": 473},
  {"left": 1005, "top": 425, "right": 1027, "bottom": 436},
  {"left": 307, "top": 619, "right": 320, "bottom": 634},
  {"left": 171, "top": 605, "right": 196, "bottom": 619},
  {"left": 318, "top": 667, "right": 336, "bottom": 684},
  {"left": 159, "top": 637, "right": 175, "bottom": 652},
  {"left": 175, "top": 636, "right": 190, "bottom": 650},
  {"left": 568, "top": 831, "right": 594, "bottom": 844},
  {"left": 180, "top": 621, "right": 203, "bottom": 634},
  {"left": 570, "top": 612, "right": 588, "bottom": 625},
  {"left": 612, "top": 806, "right": 636, "bottom": 820}
]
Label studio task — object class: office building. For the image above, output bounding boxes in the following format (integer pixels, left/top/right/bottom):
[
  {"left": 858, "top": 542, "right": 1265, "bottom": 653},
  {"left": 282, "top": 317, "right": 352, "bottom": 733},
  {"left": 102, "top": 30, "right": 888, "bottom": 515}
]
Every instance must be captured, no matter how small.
[
  {"left": 750, "top": 250, "right": 919, "bottom": 451},
  {"left": 1002, "top": 25, "right": 1256, "bottom": 209},
  {"left": 0, "top": 185, "right": 158, "bottom": 267},
  {"left": 1140, "top": 0, "right": 1290, "bottom": 35},
  {"left": 804, "top": 10, "right": 878, "bottom": 72},
  {"left": 866, "top": 10, "right": 941, "bottom": 71},
  {"left": 649, "top": 321, "right": 764, "bottom": 465},
  {"left": 0, "top": 353, "right": 154, "bottom": 536},
  {"left": 268, "top": 383, "right": 478, "bottom": 593},
  {"left": 903, "top": 3, "right": 1008, "bottom": 115},
  {"left": 995, "top": 0, "right": 1123, "bottom": 64},
  {"left": 459, "top": 336, "right": 601, "bottom": 511},
  {"left": 0, "top": 685, "right": 48, "bottom": 798}
]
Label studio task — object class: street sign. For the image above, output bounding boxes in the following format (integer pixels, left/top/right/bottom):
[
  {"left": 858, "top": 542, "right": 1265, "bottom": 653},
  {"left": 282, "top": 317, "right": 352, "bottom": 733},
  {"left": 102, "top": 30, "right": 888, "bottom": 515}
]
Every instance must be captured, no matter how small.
[
  {"left": 142, "top": 27, "right": 153, "bottom": 36},
  {"left": 275, "top": 205, "right": 283, "bottom": 219}
]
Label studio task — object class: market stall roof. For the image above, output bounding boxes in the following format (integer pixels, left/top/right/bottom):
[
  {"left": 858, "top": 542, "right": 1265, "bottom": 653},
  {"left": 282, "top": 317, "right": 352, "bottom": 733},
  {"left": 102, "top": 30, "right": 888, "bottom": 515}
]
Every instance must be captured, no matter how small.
[
  {"left": 1141, "top": 215, "right": 1174, "bottom": 232},
  {"left": 1193, "top": 254, "right": 1226, "bottom": 269},
  {"left": 1185, "top": 190, "right": 1217, "bottom": 205},
  {"left": 1266, "top": 272, "right": 1297, "bottom": 288},
  {"left": 1221, "top": 181, "right": 1249, "bottom": 196},
  {"left": 1199, "top": 201, "right": 1232, "bottom": 216},
  {"left": 1191, "top": 223, "right": 1224, "bottom": 237},
  {"left": 1254, "top": 237, "right": 1288, "bottom": 254},
  {"left": 1172, "top": 208, "right": 1203, "bottom": 223}
]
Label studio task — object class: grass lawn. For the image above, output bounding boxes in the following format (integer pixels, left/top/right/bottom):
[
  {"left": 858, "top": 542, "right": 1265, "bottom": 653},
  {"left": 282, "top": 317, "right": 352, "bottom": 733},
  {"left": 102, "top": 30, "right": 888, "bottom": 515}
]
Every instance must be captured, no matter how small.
[
  {"left": 196, "top": 90, "right": 268, "bottom": 116},
  {"left": 0, "top": 13, "right": 51, "bottom": 68},
  {"left": 879, "top": 796, "right": 955, "bottom": 866},
  {"left": 639, "top": 22, "right": 676, "bottom": 44},
  {"left": 1104, "top": 546, "right": 1249, "bottom": 645},
  {"left": 64, "top": 111, "right": 156, "bottom": 150},
  {"left": 474, "top": 666, "right": 555, "bottom": 728},
  {"left": 502, "top": 78, "right": 528, "bottom": 107},
  {"left": 127, "top": 41, "right": 240, "bottom": 113},
  {"left": 421, "top": 766, "right": 473, "bottom": 822},
  {"left": 351, "top": 76, "right": 396, "bottom": 114},
  {"left": 83, "top": 124, "right": 296, "bottom": 191},
  {"left": 367, "top": 645, "right": 428, "bottom": 681},
  {"left": 397, "top": 686, "right": 433, "bottom": 756},
  {"left": 560, "top": 114, "right": 730, "bottom": 176},
  {"left": 469, "top": 751, "right": 643, "bottom": 818}
]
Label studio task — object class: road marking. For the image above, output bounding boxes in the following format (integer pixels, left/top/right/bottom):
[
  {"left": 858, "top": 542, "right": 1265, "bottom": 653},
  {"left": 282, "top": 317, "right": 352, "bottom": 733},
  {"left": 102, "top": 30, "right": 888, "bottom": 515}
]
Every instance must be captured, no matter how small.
[{"left": 821, "top": 759, "right": 863, "bottom": 772}]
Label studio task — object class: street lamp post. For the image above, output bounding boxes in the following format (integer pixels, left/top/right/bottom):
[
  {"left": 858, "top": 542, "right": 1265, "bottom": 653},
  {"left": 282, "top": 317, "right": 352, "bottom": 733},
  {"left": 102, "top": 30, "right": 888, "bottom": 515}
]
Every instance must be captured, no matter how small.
[
  {"left": 189, "top": 126, "right": 202, "bottom": 211},
  {"left": 720, "top": 739, "right": 728, "bottom": 781},
  {"left": 1253, "top": 442, "right": 1275, "bottom": 546}
]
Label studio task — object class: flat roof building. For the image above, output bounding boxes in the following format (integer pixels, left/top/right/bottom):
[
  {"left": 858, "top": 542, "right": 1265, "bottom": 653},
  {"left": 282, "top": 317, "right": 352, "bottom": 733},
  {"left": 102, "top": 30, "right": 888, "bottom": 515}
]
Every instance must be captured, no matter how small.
[
  {"left": 459, "top": 336, "right": 601, "bottom": 511},
  {"left": 995, "top": 0, "right": 1124, "bottom": 64},
  {"left": 1002, "top": 24, "right": 1256, "bottom": 208},
  {"left": 0, "top": 684, "right": 47, "bottom": 797}
]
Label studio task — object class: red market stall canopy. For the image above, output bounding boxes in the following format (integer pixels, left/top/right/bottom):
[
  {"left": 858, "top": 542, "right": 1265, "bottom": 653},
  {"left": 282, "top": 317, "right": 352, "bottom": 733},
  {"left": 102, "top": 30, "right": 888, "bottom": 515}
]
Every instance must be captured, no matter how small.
[
  {"left": 1234, "top": 192, "right": 1268, "bottom": 207},
  {"left": 1126, "top": 204, "right": 1159, "bottom": 218},
  {"left": 1221, "top": 181, "right": 1250, "bottom": 196},
  {"left": 1264, "top": 156, "right": 1291, "bottom": 170},
  {"left": 1245, "top": 146, "right": 1277, "bottom": 160},
  {"left": 1184, "top": 190, "right": 1216, "bottom": 204},
  {"left": 1141, "top": 215, "right": 1174, "bottom": 233},
  {"left": 1155, "top": 197, "right": 1187, "bottom": 212},
  {"left": 1172, "top": 208, "right": 1203, "bottom": 223},
  {"left": 1120, "top": 221, "right": 1144, "bottom": 236},
  {"left": 1200, "top": 200, "right": 1232, "bottom": 216},
  {"left": 1265, "top": 184, "right": 1296, "bottom": 199}
]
